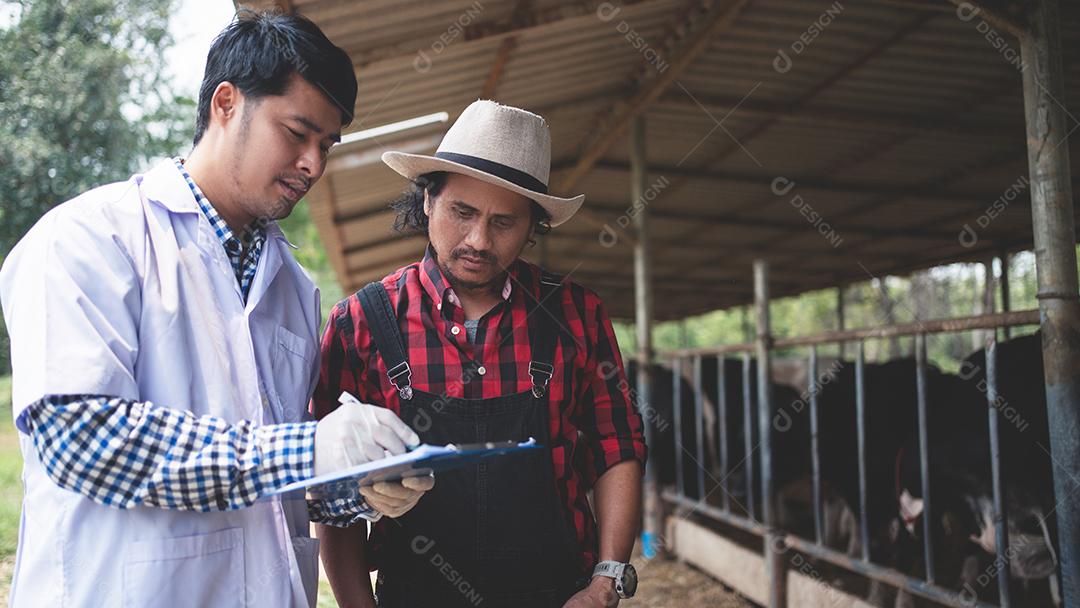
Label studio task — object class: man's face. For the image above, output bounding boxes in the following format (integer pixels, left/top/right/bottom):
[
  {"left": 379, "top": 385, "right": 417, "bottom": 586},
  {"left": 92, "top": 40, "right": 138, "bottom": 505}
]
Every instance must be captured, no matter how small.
[
  {"left": 222, "top": 73, "right": 342, "bottom": 222},
  {"left": 425, "top": 173, "right": 535, "bottom": 292}
]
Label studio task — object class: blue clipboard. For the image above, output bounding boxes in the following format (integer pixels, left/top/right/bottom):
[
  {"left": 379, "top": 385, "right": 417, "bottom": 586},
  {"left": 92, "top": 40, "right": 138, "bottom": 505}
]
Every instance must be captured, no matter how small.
[{"left": 269, "top": 438, "right": 541, "bottom": 501}]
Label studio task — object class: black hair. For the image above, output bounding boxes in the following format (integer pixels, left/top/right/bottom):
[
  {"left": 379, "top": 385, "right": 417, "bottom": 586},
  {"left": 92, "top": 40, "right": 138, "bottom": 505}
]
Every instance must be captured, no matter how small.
[
  {"left": 193, "top": 9, "right": 357, "bottom": 145},
  {"left": 390, "top": 172, "right": 553, "bottom": 245}
]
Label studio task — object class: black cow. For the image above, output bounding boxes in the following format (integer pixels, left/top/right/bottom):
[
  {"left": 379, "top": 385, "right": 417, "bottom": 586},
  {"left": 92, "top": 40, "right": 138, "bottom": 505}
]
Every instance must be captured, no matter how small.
[
  {"left": 897, "top": 333, "right": 1061, "bottom": 606},
  {"left": 628, "top": 356, "right": 802, "bottom": 519},
  {"left": 625, "top": 360, "right": 704, "bottom": 499},
  {"left": 766, "top": 355, "right": 984, "bottom": 606}
]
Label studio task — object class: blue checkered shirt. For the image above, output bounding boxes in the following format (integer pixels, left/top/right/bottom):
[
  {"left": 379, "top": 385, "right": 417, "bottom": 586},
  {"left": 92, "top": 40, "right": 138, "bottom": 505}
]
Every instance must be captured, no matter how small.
[
  {"left": 175, "top": 158, "right": 267, "bottom": 301},
  {"left": 19, "top": 161, "right": 377, "bottom": 525}
]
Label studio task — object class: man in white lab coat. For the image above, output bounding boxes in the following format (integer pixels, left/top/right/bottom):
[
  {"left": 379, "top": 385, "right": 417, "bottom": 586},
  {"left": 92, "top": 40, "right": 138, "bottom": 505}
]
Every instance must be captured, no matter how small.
[{"left": 0, "top": 10, "right": 431, "bottom": 607}]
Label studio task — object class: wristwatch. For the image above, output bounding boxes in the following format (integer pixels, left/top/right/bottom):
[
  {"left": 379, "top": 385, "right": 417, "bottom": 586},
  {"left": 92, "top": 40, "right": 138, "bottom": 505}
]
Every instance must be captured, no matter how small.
[{"left": 592, "top": 560, "right": 637, "bottom": 599}]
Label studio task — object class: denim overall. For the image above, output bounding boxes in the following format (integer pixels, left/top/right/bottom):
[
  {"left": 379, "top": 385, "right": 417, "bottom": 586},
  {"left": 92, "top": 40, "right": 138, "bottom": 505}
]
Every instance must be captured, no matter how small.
[{"left": 358, "top": 273, "right": 587, "bottom": 607}]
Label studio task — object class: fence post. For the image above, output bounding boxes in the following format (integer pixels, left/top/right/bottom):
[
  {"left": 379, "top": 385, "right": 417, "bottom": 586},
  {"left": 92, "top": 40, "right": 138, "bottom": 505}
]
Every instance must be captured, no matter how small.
[
  {"left": 1020, "top": 0, "right": 1080, "bottom": 603},
  {"left": 755, "top": 259, "right": 786, "bottom": 608}
]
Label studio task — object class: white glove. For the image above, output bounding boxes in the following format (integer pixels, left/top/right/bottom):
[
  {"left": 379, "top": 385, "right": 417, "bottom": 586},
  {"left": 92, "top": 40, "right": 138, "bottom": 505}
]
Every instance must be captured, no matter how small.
[
  {"left": 314, "top": 392, "right": 421, "bottom": 477},
  {"left": 359, "top": 474, "right": 436, "bottom": 518}
]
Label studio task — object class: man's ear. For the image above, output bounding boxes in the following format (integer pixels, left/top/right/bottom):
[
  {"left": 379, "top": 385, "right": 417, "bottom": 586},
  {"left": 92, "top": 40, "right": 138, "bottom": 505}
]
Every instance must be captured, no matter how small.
[
  {"left": 423, "top": 189, "right": 432, "bottom": 217},
  {"left": 210, "top": 82, "right": 241, "bottom": 129}
]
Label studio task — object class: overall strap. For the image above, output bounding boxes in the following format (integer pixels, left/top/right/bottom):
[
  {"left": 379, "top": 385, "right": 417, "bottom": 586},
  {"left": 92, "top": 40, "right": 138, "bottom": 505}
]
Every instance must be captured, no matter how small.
[
  {"left": 357, "top": 282, "right": 414, "bottom": 401},
  {"left": 526, "top": 271, "right": 565, "bottom": 398}
]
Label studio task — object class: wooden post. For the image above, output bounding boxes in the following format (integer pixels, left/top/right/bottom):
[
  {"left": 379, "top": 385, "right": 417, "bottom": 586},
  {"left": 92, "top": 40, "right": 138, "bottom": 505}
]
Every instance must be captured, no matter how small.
[
  {"left": 1000, "top": 253, "right": 1012, "bottom": 339},
  {"left": 755, "top": 260, "right": 787, "bottom": 608},
  {"left": 836, "top": 285, "right": 846, "bottom": 359},
  {"left": 983, "top": 258, "right": 996, "bottom": 345},
  {"left": 632, "top": 116, "right": 663, "bottom": 559},
  {"left": 1020, "top": 1, "right": 1080, "bottom": 603}
]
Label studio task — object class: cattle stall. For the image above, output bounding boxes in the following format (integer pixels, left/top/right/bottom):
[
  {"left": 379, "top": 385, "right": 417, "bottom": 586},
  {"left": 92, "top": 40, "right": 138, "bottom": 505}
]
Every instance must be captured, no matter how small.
[
  {"left": 650, "top": 305, "right": 1051, "bottom": 607},
  {"left": 634, "top": 0, "right": 1079, "bottom": 602}
]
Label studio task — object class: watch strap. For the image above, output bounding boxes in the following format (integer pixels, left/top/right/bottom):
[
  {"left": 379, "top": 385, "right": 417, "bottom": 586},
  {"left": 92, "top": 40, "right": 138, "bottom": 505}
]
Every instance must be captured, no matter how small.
[{"left": 592, "top": 560, "right": 624, "bottom": 579}]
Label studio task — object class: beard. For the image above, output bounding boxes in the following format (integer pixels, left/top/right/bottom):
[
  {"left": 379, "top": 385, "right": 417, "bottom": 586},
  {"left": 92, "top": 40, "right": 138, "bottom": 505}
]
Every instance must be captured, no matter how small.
[
  {"left": 431, "top": 243, "right": 508, "bottom": 293},
  {"left": 227, "top": 106, "right": 303, "bottom": 223}
]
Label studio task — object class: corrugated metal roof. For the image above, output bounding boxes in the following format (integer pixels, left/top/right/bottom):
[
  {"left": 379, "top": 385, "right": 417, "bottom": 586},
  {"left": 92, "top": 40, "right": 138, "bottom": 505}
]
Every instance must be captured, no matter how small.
[{"left": 244, "top": 0, "right": 1080, "bottom": 320}]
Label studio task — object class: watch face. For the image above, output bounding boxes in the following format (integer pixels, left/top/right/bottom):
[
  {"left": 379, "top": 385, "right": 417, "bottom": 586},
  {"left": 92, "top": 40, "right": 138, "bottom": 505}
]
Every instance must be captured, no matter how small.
[{"left": 621, "top": 563, "right": 638, "bottom": 597}]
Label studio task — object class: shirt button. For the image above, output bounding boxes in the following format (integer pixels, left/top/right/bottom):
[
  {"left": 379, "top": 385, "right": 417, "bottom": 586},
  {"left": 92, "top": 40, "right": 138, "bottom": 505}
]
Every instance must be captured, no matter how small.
[
  {"left": 451, "top": 325, "right": 461, "bottom": 335},
  {"left": 477, "top": 366, "right": 487, "bottom": 376},
  {"left": 437, "top": 302, "right": 442, "bottom": 311}
]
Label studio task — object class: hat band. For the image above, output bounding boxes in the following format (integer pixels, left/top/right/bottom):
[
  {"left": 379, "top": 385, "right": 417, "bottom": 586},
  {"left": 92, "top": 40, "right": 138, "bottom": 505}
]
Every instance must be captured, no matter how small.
[{"left": 435, "top": 151, "right": 548, "bottom": 195}]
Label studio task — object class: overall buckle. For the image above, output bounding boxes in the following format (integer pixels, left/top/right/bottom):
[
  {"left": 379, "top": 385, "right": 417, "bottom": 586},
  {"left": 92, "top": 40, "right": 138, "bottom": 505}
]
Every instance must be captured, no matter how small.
[
  {"left": 387, "top": 361, "right": 413, "bottom": 401},
  {"left": 528, "top": 361, "right": 554, "bottom": 398}
]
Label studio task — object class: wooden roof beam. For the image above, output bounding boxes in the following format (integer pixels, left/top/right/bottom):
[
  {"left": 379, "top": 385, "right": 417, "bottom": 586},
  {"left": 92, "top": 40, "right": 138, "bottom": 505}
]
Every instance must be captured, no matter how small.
[
  {"left": 551, "top": 0, "right": 754, "bottom": 198},
  {"left": 481, "top": 36, "right": 518, "bottom": 99},
  {"left": 651, "top": 12, "right": 935, "bottom": 212},
  {"left": 565, "top": 160, "right": 1018, "bottom": 205},
  {"left": 945, "top": 0, "right": 1026, "bottom": 39},
  {"left": 338, "top": 0, "right": 654, "bottom": 69},
  {"left": 653, "top": 95, "right": 1015, "bottom": 137},
  {"left": 872, "top": 0, "right": 954, "bottom": 12}
]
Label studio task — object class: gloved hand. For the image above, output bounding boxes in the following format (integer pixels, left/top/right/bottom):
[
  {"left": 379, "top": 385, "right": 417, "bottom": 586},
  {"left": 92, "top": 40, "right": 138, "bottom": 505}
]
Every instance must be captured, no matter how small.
[
  {"left": 314, "top": 392, "right": 421, "bottom": 477},
  {"left": 359, "top": 474, "right": 436, "bottom": 518}
]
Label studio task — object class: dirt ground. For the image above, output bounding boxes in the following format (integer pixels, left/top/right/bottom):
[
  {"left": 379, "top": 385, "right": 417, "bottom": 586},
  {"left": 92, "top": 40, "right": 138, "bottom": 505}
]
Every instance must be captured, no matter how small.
[
  {"left": 0, "top": 543, "right": 752, "bottom": 607},
  {"left": 629, "top": 553, "right": 752, "bottom": 608},
  {"left": 313, "top": 544, "right": 756, "bottom": 607}
]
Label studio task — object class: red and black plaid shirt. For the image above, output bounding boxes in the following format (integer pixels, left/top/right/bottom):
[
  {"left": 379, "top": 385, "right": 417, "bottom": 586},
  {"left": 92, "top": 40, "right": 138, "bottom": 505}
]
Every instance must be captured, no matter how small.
[{"left": 311, "top": 247, "right": 647, "bottom": 573}]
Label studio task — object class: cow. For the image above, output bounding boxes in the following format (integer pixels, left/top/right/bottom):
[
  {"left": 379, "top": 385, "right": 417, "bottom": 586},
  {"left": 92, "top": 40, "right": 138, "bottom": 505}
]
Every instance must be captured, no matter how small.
[{"left": 897, "top": 332, "right": 1061, "bottom": 606}]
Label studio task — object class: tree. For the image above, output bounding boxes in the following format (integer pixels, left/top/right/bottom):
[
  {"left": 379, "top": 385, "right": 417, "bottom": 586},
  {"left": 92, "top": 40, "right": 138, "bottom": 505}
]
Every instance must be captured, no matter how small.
[{"left": 0, "top": 0, "right": 192, "bottom": 373}]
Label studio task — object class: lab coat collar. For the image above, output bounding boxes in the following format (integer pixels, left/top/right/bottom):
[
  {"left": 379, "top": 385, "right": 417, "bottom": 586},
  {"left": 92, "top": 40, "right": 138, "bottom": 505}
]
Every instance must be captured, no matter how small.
[{"left": 139, "top": 159, "right": 201, "bottom": 215}]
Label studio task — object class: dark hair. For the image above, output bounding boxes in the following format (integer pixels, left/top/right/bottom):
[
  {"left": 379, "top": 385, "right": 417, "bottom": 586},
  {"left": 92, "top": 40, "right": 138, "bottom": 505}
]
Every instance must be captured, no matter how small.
[
  {"left": 193, "top": 9, "right": 357, "bottom": 145},
  {"left": 391, "top": 172, "right": 553, "bottom": 245}
]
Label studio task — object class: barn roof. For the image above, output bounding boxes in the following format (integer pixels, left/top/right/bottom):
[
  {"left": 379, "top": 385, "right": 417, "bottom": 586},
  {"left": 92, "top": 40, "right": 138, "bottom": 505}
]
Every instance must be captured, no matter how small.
[{"left": 241, "top": 0, "right": 1080, "bottom": 320}]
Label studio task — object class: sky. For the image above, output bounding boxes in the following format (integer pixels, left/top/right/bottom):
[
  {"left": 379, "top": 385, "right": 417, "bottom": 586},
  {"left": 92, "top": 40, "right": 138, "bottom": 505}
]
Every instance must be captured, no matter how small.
[
  {"left": 1, "top": 1, "right": 236, "bottom": 97},
  {"left": 0, "top": 0, "right": 236, "bottom": 95},
  {"left": 166, "top": 0, "right": 239, "bottom": 98}
]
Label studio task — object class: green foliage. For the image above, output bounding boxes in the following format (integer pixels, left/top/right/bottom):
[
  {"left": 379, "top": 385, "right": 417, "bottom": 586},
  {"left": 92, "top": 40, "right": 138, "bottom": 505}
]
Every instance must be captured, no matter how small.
[
  {"left": 0, "top": 0, "right": 190, "bottom": 253},
  {"left": 0, "top": 0, "right": 191, "bottom": 373},
  {"left": 276, "top": 199, "right": 344, "bottom": 330},
  {"left": 0, "top": 374, "right": 20, "bottom": 561}
]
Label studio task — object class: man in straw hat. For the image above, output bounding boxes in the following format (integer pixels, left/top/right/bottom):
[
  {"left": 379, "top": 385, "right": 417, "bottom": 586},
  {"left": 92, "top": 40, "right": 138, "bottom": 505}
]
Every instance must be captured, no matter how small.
[{"left": 313, "top": 100, "right": 646, "bottom": 607}]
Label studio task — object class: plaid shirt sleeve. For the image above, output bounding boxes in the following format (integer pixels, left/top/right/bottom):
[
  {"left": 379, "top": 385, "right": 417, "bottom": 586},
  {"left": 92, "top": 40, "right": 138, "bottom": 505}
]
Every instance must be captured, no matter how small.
[
  {"left": 305, "top": 301, "right": 384, "bottom": 526},
  {"left": 573, "top": 292, "right": 648, "bottom": 481},
  {"left": 23, "top": 394, "right": 316, "bottom": 511}
]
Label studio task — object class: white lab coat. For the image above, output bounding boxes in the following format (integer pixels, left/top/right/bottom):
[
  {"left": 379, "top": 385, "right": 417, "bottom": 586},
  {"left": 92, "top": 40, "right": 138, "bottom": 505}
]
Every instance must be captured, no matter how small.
[{"left": 0, "top": 160, "right": 323, "bottom": 607}]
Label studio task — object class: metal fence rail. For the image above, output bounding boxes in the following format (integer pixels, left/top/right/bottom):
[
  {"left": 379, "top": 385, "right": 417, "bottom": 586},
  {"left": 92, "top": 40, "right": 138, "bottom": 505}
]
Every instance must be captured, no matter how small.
[{"left": 655, "top": 303, "right": 1042, "bottom": 608}]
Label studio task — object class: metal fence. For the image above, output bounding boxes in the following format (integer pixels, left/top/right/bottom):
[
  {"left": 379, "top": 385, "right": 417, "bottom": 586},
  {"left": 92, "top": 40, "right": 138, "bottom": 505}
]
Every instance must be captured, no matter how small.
[{"left": 652, "top": 275, "right": 1043, "bottom": 607}]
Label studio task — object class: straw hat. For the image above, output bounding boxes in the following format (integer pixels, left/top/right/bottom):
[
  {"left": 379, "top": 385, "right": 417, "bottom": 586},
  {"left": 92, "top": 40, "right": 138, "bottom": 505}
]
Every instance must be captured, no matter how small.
[{"left": 382, "top": 100, "right": 584, "bottom": 227}]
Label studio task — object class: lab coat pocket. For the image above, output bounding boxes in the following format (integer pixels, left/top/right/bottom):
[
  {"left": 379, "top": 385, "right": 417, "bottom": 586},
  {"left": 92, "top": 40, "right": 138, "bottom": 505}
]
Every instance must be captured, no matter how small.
[
  {"left": 123, "top": 527, "right": 246, "bottom": 608},
  {"left": 272, "top": 325, "right": 315, "bottom": 423},
  {"left": 292, "top": 536, "right": 321, "bottom": 608}
]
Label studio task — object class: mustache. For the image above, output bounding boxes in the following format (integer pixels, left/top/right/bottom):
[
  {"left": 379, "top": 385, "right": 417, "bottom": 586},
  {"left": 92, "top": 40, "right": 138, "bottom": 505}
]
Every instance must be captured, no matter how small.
[
  {"left": 451, "top": 247, "right": 496, "bottom": 263},
  {"left": 276, "top": 173, "right": 312, "bottom": 190}
]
